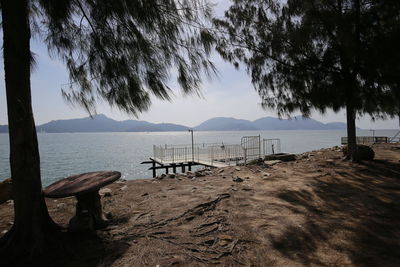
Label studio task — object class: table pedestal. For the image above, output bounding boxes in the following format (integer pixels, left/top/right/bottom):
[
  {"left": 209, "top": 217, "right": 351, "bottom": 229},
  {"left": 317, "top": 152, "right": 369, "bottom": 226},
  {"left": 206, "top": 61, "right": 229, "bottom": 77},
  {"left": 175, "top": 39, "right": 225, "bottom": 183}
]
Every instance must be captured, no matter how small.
[{"left": 69, "top": 191, "right": 108, "bottom": 232}]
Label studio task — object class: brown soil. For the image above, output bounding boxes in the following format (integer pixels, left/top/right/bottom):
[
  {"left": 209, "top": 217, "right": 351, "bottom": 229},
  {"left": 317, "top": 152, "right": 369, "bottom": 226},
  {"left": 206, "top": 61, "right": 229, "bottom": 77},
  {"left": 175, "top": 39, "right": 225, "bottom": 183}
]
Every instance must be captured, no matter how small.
[{"left": 1, "top": 143, "right": 400, "bottom": 266}]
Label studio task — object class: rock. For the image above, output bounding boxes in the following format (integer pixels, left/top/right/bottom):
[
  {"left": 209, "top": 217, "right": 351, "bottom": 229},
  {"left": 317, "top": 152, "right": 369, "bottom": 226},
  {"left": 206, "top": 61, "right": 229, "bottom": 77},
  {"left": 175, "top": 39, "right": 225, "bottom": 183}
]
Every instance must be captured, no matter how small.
[
  {"left": 231, "top": 188, "right": 238, "bottom": 191},
  {"left": 235, "top": 167, "right": 241, "bottom": 171},
  {"left": 262, "top": 172, "right": 271, "bottom": 177},
  {"left": 116, "top": 180, "right": 126, "bottom": 184},
  {"left": 191, "top": 177, "right": 196, "bottom": 181},
  {"left": 180, "top": 173, "right": 187, "bottom": 177},
  {"left": 168, "top": 174, "right": 176, "bottom": 179},
  {"left": 218, "top": 169, "right": 224, "bottom": 174},
  {"left": 233, "top": 176, "right": 244, "bottom": 182},
  {"left": 178, "top": 178, "right": 183, "bottom": 181},
  {"left": 99, "top": 188, "right": 112, "bottom": 197},
  {"left": 156, "top": 174, "right": 166, "bottom": 180},
  {"left": 1, "top": 230, "right": 7, "bottom": 234},
  {"left": 204, "top": 171, "right": 213, "bottom": 175},
  {"left": 120, "top": 185, "right": 128, "bottom": 191},
  {"left": 0, "top": 178, "right": 12, "bottom": 204},
  {"left": 141, "top": 192, "right": 149, "bottom": 197},
  {"left": 195, "top": 171, "right": 205, "bottom": 177},
  {"left": 343, "top": 144, "right": 375, "bottom": 160},
  {"left": 7, "top": 200, "right": 14, "bottom": 205},
  {"left": 264, "top": 160, "right": 282, "bottom": 166},
  {"left": 264, "top": 153, "right": 296, "bottom": 162},
  {"left": 186, "top": 171, "right": 194, "bottom": 176}
]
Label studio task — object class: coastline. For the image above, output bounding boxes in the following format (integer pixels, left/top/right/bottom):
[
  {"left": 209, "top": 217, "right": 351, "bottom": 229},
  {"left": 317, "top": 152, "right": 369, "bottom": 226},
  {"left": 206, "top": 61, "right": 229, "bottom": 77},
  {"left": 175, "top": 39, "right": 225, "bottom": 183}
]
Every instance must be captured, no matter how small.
[{"left": 1, "top": 143, "right": 400, "bottom": 265}]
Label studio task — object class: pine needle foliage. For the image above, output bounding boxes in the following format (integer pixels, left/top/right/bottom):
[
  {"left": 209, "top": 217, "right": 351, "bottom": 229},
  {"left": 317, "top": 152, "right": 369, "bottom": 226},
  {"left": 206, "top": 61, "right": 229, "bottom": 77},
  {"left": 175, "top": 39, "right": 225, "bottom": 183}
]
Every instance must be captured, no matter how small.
[
  {"left": 214, "top": 0, "right": 400, "bottom": 118},
  {"left": 31, "top": 0, "right": 216, "bottom": 116}
]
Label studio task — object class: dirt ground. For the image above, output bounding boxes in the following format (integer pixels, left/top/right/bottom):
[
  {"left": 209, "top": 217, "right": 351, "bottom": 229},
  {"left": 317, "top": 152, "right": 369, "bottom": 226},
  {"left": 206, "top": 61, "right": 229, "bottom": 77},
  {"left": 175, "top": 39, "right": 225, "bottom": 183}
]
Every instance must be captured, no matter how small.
[{"left": 1, "top": 143, "right": 400, "bottom": 266}]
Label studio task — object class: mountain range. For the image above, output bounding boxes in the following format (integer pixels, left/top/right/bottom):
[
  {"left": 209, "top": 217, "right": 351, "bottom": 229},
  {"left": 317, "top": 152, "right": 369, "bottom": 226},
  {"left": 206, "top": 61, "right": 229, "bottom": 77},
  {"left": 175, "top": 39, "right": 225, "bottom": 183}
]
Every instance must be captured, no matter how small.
[{"left": 0, "top": 114, "right": 349, "bottom": 133}]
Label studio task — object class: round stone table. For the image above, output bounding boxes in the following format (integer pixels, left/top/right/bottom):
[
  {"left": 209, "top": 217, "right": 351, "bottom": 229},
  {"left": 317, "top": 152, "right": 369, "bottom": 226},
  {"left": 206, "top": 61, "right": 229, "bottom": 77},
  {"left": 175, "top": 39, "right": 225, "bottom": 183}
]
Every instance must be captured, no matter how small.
[{"left": 44, "top": 171, "right": 121, "bottom": 231}]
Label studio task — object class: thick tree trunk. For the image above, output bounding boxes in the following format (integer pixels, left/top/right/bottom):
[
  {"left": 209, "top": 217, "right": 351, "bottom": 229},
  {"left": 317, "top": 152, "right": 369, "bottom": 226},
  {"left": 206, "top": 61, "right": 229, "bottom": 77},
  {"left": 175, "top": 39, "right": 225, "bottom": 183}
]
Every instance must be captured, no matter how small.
[
  {"left": 0, "top": 0, "right": 60, "bottom": 262},
  {"left": 346, "top": 103, "right": 358, "bottom": 162}
]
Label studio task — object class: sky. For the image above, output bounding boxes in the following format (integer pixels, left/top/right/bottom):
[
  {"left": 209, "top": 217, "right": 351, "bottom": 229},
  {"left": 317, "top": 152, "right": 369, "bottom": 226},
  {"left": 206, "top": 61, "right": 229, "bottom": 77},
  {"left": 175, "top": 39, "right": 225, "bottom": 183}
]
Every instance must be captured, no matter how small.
[{"left": 0, "top": 1, "right": 399, "bottom": 129}]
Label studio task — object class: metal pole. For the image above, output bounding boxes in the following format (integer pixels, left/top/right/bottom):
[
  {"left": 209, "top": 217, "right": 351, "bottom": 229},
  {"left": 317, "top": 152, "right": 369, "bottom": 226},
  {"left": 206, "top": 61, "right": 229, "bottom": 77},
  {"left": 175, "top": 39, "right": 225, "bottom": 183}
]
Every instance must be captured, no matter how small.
[{"left": 188, "top": 129, "right": 194, "bottom": 163}]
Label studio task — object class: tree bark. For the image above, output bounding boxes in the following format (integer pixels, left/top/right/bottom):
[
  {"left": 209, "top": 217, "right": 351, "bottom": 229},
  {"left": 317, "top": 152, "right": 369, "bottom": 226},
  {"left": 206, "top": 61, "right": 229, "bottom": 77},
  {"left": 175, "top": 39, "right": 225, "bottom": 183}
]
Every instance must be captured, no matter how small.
[
  {"left": 0, "top": 0, "right": 60, "bottom": 262},
  {"left": 346, "top": 102, "right": 358, "bottom": 162}
]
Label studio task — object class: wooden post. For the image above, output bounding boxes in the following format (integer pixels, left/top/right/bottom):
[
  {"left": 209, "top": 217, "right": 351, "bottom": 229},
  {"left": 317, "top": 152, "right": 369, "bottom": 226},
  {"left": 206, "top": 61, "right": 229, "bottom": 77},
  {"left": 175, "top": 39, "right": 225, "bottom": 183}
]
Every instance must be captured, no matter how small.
[
  {"left": 188, "top": 163, "right": 192, "bottom": 171},
  {"left": 172, "top": 164, "right": 177, "bottom": 173},
  {"left": 166, "top": 167, "right": 169, "bottom": 174},
  {"left": 152, "top": 161, "right": 156, "bottom": 178},
  {"left": 181, "top": 165, "right": 185, "bottom": 173}
]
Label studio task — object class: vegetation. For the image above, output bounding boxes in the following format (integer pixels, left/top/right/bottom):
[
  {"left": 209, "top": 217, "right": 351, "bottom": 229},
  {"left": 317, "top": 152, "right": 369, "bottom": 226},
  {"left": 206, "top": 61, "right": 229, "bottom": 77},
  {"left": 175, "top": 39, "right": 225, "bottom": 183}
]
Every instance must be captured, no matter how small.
[
  {"left": 0, "top": 0, "right": 214, "bottom": 262},
  {"left": 214, "top": 0, "right": 400, "bottom": 161}
]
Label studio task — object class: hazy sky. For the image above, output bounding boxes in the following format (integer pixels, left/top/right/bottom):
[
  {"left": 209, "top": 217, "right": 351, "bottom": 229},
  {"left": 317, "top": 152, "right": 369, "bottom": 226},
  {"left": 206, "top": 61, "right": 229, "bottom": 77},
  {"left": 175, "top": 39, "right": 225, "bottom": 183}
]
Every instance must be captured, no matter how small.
[{"left": 0, "top": 1, "right": 399, "bottom": 129}]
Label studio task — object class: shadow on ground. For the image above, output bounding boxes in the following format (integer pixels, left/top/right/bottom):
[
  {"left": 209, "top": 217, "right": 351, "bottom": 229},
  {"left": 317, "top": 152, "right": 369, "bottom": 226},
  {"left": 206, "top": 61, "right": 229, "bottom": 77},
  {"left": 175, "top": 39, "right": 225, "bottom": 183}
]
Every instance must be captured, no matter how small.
[{"left": 274, "top": 158, "right": 400, "bottom": 266}]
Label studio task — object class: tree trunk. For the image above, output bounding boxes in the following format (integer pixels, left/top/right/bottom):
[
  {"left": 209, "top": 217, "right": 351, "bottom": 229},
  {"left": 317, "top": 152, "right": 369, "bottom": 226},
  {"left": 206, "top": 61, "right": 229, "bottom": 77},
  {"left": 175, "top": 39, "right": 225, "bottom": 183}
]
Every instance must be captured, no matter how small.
[
  {"left": 346, "top": 103, "right": 358, "bottom": 162},
  {"left": 0, "top": 0, "right": 60, "bottom": 263}
]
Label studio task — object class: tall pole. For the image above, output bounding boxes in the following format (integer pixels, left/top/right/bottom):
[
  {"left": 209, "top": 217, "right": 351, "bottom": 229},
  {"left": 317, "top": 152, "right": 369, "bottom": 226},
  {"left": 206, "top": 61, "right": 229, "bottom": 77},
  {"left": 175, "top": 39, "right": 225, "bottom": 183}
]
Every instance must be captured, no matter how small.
[{"left": 188, "top": 129, "right": 194, "bottom": 162}]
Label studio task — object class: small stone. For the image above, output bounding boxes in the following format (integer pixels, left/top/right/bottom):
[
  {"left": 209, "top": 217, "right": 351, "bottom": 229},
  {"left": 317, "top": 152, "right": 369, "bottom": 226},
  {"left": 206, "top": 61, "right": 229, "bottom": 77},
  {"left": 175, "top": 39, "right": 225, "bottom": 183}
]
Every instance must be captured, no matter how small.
[
  {"left": 1, "top": 230, "right": 7, "bottom": 234},
  {"left": 233, "top": 176, "right": 244, "bottom": 182},
  {"left": 116, "top": 180, "right": 126, "bottom": 184},
  {"left": 6, "top": 200, "right": 13, "bottom": 205},
  {"left": 262, "top": 172, "right": 271, "bottom": 177},
  {"left": 231, "top": 188, "right": 238, "bottom": 191},
  {"left": 120, "top": 185, "right": 128, "bottom": 191},
  {"left": 186, "top": 171, "right": 194, "bottom": 176},
  {"left": 141, "top": 192, "right": 149, "bottom": 197},
  {"left": 218, "top": 169, "right": 224, "bottom": 174},
  {"left": 235, "top": 167, "right": 241, "bottom": 171},
  {"left": 7, "top": 221, "right": 13, "bottom": 226},
  {"left": 191, "top": 177, "right": 196, "bottom": 181},
  {"left": 222, "top": 176, "right": 226, "bottom": 179},
  {"left": 99, "top": 188, "right": 112, "bottom": 197},
  {"left": 168, "top": 174, "right": 176, "bottom": 179},
  {"left": 180, "top": 173, "right": 187, "bottom": 177},
  {"left": 178, "top": 178, "right": 183, "bottom": 181}
]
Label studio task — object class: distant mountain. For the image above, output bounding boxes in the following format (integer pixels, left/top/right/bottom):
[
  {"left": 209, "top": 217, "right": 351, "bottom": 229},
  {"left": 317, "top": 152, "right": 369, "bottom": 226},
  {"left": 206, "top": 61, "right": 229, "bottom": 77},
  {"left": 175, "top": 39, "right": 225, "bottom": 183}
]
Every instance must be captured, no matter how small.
[
  {"left": 0, "top": 114, "right": 350, "bottom": 133},
  {"left": 253, "top": 116, "right": 348, "bottom": 130},
  {"left": 195, "top": 117, "right": 258, "bottom": 131},
  {"left": 0, "top": 125, "right": 8, "bottom": 133},
  {"left": 195, "top": 116, "right": 348, "bottom": 131},
  {"left": 35, "top": 114, "right": 189, "bottom": 133}
]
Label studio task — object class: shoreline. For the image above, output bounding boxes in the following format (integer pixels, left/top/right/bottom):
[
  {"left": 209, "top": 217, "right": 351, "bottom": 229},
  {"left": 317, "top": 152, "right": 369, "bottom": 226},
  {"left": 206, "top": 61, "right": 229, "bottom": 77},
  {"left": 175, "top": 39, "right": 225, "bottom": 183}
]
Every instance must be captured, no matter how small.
[{"left": 1, "top": 143, "right": 400, "bottom": 265}]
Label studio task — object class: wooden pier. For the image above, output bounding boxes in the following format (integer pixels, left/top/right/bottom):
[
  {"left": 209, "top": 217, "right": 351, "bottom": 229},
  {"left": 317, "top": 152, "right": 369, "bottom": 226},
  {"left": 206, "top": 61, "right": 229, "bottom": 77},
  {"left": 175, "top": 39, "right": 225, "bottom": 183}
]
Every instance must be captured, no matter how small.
[{"left": 142, "top": 136, "right": 282, "bottom": 177}]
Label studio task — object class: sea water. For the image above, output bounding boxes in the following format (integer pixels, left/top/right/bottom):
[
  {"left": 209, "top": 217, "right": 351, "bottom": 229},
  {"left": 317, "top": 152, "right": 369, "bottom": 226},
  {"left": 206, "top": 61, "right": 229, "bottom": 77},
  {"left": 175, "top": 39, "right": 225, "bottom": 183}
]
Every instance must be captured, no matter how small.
[{"left": 0, "top": 129, "right": 398, "bottom": 186}]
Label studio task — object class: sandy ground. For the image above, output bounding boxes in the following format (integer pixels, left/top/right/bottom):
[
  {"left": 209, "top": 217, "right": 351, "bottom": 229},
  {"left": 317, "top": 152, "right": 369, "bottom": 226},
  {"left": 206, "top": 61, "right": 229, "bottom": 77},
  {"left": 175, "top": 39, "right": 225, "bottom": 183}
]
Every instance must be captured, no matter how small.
[{"left": 1, "top": 143, "right": 400, "bottom": 266}]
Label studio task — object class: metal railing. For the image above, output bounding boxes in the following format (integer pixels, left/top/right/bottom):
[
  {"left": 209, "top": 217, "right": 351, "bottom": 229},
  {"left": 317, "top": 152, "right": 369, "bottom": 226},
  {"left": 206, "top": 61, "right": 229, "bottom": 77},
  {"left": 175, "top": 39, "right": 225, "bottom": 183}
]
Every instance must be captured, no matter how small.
[
  {"left": 154, "top": 137, "right": 282, "bottom": 166},
  {"left": 341, "top": 136, "right": 388, "bottom": 145},
  {"left": 262, "top": 139, "right": 281, "bottom": 155}
]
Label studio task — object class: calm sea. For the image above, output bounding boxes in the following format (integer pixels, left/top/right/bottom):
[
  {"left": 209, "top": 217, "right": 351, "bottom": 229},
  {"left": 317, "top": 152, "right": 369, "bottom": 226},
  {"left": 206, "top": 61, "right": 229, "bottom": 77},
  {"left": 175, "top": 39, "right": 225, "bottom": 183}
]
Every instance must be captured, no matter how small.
[{"left": 0, "top": 129, "right": 398, "bottom": 186}]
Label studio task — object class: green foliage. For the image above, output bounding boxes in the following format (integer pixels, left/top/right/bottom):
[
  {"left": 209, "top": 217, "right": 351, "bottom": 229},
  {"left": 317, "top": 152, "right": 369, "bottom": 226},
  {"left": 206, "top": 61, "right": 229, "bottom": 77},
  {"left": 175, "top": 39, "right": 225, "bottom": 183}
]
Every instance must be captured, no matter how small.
[
  {"left": 31, "top": 0, "right": 216, "bottom": 116},
  {"left": 214, "top": 0, "right": 400, "bottom": 118}
]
